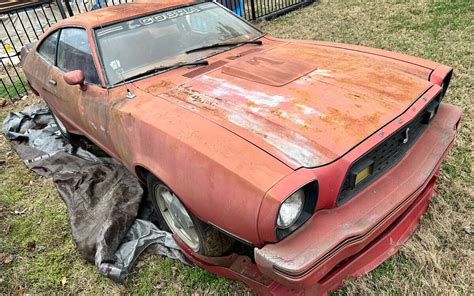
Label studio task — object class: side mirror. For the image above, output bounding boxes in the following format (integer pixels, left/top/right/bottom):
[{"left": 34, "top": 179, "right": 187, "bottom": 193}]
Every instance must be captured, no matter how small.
[{"left": 63, "top": 70, "right": 86, "bottom": 91}]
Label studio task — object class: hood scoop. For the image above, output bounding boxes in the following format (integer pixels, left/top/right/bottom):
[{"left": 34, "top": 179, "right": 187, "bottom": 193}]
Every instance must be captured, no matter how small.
[{"left": 222, "top": 55, "right": 316, "bottom": 86}]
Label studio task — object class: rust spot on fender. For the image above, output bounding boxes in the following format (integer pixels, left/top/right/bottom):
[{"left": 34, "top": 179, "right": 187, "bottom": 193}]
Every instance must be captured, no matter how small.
[{"left": 144, "top": 80, "right": 173, "bottom": 93}]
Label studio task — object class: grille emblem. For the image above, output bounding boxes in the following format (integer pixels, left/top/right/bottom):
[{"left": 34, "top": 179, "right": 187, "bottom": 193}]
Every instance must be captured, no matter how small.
[{"left": 403, "top": 128, "right": 410, "bottom": 144}]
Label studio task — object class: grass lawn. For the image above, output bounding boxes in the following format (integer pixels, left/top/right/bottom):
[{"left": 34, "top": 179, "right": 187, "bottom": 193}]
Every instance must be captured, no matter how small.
[
  {"left": 1, "top": 0, "right": 472, "bottom": 294},
  {"left": 0, "top": 77, "right": 28, "bottom": 101}
]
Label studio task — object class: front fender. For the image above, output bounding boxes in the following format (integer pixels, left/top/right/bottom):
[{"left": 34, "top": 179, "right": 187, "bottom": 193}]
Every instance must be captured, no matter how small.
[{"left": 109, "top": 87, "right": 292, "bottom": 246}]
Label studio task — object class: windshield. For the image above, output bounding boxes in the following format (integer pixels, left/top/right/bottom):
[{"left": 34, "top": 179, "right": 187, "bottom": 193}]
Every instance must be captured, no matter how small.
[{"left": 95, "top": 2, "right": 262, "bottom": 85}]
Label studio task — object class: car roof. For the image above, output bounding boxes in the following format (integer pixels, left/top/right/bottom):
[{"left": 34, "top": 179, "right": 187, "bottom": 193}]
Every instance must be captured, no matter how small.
[{"left": 58, "top": 0, "right": 197, "bottom": 29}]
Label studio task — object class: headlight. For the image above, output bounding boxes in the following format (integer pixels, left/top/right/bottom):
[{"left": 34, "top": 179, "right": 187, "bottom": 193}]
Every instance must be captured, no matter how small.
[{"left": 277, "top": 189, "right": 305, "bottom": 229}]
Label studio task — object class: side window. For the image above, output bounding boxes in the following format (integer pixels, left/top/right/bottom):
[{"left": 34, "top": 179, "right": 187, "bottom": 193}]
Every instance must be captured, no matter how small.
[
  {"left": 38, "top": 31, "right": 59, "bottom": 64},
  {"left": 57, "top": 28, "right": 101, "bottom": 85}
]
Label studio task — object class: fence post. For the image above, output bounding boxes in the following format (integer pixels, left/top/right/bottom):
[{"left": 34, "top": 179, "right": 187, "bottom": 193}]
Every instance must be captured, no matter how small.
[
  {"left": 55, "top": 0, "right": 68, "bottom": 19},
  {"left": 63, "top": 0, "right": 75, "bottom": 17},
  {"left": 249, "top": 0, "right": 257, "bottom": 20}
]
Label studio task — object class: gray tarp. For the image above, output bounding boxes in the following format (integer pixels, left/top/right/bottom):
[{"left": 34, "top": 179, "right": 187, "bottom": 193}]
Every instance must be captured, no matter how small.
[{"left": 2, "top": 104, "right": 189, "bottom": 282}]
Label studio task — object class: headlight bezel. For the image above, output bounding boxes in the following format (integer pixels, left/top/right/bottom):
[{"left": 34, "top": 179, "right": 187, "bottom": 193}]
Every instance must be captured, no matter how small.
[{"left": 275, "top": 180, "right": 319, "bottom": 240}]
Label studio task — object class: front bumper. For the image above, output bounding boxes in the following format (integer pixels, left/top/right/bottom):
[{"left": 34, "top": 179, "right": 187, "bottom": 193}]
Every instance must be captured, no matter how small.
[{"left": 254, "top": 103, "right": 462, "bottom": 290}]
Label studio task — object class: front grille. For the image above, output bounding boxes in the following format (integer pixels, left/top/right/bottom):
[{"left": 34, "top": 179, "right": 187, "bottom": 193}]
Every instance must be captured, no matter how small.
[{"left": 337, "top": 94, "right": 442, "bottom": 204}]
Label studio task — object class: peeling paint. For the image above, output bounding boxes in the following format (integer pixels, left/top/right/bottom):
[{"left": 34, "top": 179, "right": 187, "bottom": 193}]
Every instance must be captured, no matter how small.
[
  {"left": 227, "top": 112, "right": 322, "bottom": 167},
  {"left": 177, "top": 86, "right": 219, "bottom": 110},
  {"left": 294, "top": 103, "right": 321, "bottom": 115},
  {"left": 269, "top": 109, "right": 289, "bottom": 119},
  {"left": 202, "top": 75, "right": 287, "bottom": 107},
  {"left": 136, "top": 40, "right": 433, "bottom": 168},
  {"left": 292, "top": 118, "right": 307, "bottom": 127},
  {"left": 249, "top": 106, "right": 263, "bottom": 113},
  {"left": 296, "top": 69, "right": 332, "bottom": 85}
]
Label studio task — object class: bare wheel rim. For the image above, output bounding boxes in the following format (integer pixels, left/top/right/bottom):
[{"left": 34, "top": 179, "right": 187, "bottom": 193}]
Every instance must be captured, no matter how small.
[
  {"left": 52, "top": 112, "right": 67, "bottom": 135},
  {"left": 155, "top": 185, "right": 200, "bottom": 251}
]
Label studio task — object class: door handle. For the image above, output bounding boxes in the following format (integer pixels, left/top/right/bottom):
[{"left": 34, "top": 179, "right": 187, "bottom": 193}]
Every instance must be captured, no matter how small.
[{"left": 48, "top": 79, "right": 57, "bottom": 86}]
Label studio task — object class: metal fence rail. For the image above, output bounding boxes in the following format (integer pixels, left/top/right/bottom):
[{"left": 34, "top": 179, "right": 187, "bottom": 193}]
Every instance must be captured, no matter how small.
[
  {"left": 0, "top": 0, "right": 64, "bottom": 100},
  {"left": 218, "top": 0, "right": 312, "bottom": 21},
  {"left": 0, "top": 0, "right": 133, "bottom": 100},
  {"left": 60, "top": 0, "right": 133, "bottom": 17},
  {"left": 1, "top": 0, "right": 314, "bottom": 100}
]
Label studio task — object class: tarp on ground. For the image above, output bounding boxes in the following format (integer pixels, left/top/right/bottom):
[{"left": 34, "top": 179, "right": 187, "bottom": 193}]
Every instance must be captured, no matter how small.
[{"left": 2, "top": 104, "right": 189, "bottom": 282}]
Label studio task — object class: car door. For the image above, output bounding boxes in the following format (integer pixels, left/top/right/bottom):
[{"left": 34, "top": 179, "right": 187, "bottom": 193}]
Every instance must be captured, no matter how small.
[
  {"left": 34, "top": 30, "right": 62, "bottom": 113},
  {"left": 54, "top": 28, "right": 118, "bottom": 157}
]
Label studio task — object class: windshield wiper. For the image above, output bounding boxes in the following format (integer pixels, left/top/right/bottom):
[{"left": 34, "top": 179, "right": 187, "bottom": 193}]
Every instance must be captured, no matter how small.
[
  {"left": 116, "top": 60, "right": 209, "bottom": 84},
  {"left": 185, "top": 40, "right": 262, "bottom": 54}
]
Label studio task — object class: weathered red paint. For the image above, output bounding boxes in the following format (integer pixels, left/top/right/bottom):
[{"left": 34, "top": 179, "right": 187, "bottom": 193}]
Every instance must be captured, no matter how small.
[
  {"left": 179, "top": 103, "right": 462, "bottom": 294},
  {"left": 63, "top": 70, "right": 86, "bottom": 90},
  {"left": 140, "top": 38, "right": 435, "bottom": 168},
  {"left": 20, "top": 2, "right": 462, "bottom": 294}
]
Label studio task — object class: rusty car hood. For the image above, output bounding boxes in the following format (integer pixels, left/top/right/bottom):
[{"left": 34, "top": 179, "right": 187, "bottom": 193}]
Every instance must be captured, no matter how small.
[{"left": 136, "top": 42, "right": 433, "bottom": 168}]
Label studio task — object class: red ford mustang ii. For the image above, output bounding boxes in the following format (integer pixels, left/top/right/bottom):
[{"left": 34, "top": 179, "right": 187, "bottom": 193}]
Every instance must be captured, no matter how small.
[{"left": 21, "top": 0, "right": 462, "bottom": 293}]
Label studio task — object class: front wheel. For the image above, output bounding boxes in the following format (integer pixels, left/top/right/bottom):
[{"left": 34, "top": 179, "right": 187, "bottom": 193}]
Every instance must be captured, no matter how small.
[
  {"left": 50, "top": 108, "right": 73, "bottom": 140},
  {"left": 147, "top": 174, "right": 234, "bottom": 256}
]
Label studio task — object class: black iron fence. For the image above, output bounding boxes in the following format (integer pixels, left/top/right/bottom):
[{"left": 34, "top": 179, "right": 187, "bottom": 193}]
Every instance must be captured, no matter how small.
[
  {"left": 218, "top": 0, "right": 313, "bottom": 21},
  {"left": 1, "top": 0, "right": 313, "bottom": 100},
  {"left": 58, "top": 0, "right": 133, "bottom": 18},
  {"left": 0, "top": 0, "right": 132, "bottom": 100},
  {"left": 0, "top": 1, "right": 63, "bottom": 100}
]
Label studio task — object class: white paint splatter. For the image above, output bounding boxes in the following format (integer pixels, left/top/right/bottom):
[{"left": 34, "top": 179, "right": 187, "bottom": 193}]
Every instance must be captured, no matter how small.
[
  {"left": 227, "top": 112, "right": 321, "bottom": 167},
  {"left": 294, "top": 103, "right": 321, "bottom": 115},
  {"left": 296, "top": 69, "right": 332, "bottom": 85},
  {"left": 293, "top": 118, "right": 307, "bottom": 126},
  {"left": 201, "top": 75, "right": 287, "bottom": 107},
  {"left": 310, "top": 69, "right": 332, "bottom": 77},
  {"left": 249, "top": 106, "right": 263, "bottom": 113}
]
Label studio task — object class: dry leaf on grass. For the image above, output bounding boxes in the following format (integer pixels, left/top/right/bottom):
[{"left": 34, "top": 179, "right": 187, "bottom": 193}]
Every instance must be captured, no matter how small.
[
  {"left": 2, "top": 223, "right": 11, "bottom": 234},
  {"left": 61, "top": 277, "right": 68, "bottom": 287},
  {"left": 27, "top": 241, "right": 36, "bottom": 252},
  {"left": 14, "top": 208, "right": 28, "bottom": 215},
  {"left": 12, "top": 286, "right": 25, "bottom": 296},
  {"left": 3, "top": 255, "right": 14, "bottom": 264},
  {"left": 463, "top": 226, "right": 472, "bottom": 234}
]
